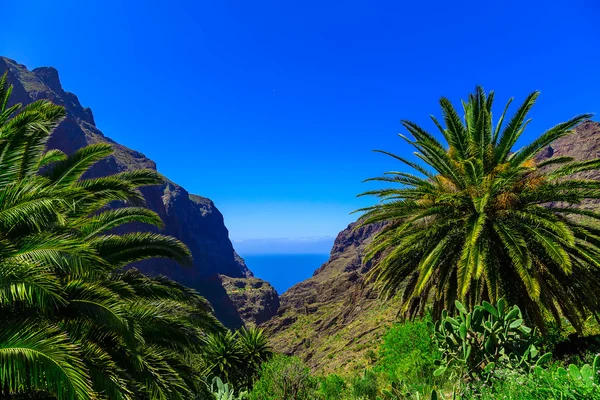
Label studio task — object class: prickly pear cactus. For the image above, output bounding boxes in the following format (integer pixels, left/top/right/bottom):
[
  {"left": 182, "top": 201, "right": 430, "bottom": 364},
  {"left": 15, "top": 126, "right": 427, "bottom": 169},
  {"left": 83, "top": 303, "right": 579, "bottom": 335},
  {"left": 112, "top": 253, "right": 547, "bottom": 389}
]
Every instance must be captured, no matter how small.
[
  {"left": 430, "top": 298, "right": 549, "bottom": 379},
  {"left": 555, "top": 354, "right": 600, "bottom": 388}
]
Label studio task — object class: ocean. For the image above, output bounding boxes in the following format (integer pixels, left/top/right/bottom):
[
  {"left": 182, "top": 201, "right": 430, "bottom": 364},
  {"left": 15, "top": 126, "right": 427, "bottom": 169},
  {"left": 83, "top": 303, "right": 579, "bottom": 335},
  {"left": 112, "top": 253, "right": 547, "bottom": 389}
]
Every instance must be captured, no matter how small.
[{"left": 241, "top": 253, "right": 330, "bottom": 294}]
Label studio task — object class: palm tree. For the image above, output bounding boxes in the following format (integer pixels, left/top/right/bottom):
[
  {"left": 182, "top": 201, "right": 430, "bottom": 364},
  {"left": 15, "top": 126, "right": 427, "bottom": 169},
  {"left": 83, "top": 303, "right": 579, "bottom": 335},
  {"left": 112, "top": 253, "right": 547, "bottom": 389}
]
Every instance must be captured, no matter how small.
[
  {"left": 237, "top": 327, "right": 272, "bottom": 386},
  {"left": 201, "top": 330, "right": 245, "bottom": 387},
  {"left": 358, "top": 86, "right": 600, "bottom": 331},
  {"left": 0, "top": 73, "right": 223, "bottom": 399}
]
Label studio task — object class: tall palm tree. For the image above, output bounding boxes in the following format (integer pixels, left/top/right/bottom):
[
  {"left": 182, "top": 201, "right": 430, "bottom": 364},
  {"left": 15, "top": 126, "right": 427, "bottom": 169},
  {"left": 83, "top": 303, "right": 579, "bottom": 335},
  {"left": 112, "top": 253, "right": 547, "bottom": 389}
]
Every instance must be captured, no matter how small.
[
  {"left": 358, "top": 86, "right": 600, "bottom": 331},
  {"left": 0, "top": 73, "right": 222, "bottom": 399}
]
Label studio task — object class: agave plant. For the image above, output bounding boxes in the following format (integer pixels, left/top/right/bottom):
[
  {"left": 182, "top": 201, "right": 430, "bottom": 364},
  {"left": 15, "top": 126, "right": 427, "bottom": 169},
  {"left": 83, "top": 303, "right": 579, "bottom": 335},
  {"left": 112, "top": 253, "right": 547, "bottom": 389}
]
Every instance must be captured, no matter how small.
[
  {"left": 0, "top": 73, "right": 223, "bottom": 399},
  {"left": 359, "top": 86, "right": 600, "bottom": 331},
  {"left": 210, "top": 377, "right": 248, "bottom": 400}
]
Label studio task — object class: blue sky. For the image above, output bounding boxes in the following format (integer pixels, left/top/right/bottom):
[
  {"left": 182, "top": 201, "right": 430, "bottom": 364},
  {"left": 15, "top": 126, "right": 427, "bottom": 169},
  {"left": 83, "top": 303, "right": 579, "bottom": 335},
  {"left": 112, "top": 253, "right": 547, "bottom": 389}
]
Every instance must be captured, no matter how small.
[{"left": 3, "top": 1, "right": 600, "bottom": 247}]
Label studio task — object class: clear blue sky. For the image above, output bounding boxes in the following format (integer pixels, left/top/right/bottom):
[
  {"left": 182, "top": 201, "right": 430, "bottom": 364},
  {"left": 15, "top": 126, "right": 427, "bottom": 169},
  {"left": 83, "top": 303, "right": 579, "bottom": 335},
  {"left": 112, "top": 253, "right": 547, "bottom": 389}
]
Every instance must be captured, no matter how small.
[{"left": 3, "top": 1, "right": 599, "bottom": 245}]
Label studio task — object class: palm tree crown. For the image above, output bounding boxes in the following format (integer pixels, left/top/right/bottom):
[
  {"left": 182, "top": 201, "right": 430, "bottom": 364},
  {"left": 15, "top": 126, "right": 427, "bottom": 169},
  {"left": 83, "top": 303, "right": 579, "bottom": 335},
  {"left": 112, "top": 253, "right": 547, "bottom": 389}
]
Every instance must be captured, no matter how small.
[
  {"left": 359, "top": 86, "right": 600, "bottom": 331},
  {"left": 0, "top": 73, "right": 223, "bottom": 399}
]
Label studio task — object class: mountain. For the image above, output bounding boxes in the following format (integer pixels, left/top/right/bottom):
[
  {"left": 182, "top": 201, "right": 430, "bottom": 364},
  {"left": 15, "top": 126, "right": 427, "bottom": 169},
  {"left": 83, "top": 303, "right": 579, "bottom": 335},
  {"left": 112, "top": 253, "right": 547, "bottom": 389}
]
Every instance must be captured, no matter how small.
[
  {"left": 0, "top": 56, "right": 279, "bottom": 328},
  {"left": 262, "top": 120, "right": 600, "bottom": 374},
  {"left": 261, "top": 221, "right": 402, "bottom": 374}
]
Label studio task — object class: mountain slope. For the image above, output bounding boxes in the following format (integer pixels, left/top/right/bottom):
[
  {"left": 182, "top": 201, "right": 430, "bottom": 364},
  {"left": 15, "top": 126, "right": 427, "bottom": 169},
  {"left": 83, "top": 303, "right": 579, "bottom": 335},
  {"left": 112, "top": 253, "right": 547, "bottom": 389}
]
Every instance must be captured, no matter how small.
[
  {"left": 261, "top": 222, "right": 402, "bottom": 374},
  {"left": 262, "top": 120, "right": 600, "bottom": 374},
  {"left": 0, "top": 56, "right": 279, "bottom": 327}
]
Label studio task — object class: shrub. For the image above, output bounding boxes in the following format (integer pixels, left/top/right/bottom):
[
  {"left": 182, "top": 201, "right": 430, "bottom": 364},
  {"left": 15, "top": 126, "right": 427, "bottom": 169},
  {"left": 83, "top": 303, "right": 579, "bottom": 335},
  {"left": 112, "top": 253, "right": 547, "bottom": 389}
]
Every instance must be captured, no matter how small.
[
  {"left": 377, "top": 316, "right": 439, "bottom": 386},
  {"left": 248, "top": 355, "right": 317, "bottom": 400},
  {"left": 351, "top": 370, "right": 378, "bottom": 400},
  {"left": 202, "top": 327, "right": 272, "bottom": 389},
  {"left": 318, "top": 374, "right": 347, "bottom": 399}
]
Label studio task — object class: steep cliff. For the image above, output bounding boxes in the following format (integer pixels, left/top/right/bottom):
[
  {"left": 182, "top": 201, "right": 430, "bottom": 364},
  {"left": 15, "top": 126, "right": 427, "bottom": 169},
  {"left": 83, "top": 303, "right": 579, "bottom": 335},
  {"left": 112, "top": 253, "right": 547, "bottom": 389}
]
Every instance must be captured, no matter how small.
[
  {"left": 219, "top": 275, "right": 280, "bottom": 327},
  {"left": 0, "top": 56, "right": 279, "bottom": 327},
  {"left": 262, "top": 120, "right": 600, "bottom": 374}
]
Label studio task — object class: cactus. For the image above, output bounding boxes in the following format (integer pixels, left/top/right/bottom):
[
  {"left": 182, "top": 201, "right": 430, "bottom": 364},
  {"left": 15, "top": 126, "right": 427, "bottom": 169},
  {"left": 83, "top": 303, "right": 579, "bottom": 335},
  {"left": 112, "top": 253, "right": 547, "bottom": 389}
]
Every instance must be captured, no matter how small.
[
  {"left": 430, "top": 299, "right": 549, "bottom": 379},
  {"left": 555, "top": 354, "right": 600, "bottom": 388},
  {"left": 210, "top": 377, "right": 248, "bottom": 400}
]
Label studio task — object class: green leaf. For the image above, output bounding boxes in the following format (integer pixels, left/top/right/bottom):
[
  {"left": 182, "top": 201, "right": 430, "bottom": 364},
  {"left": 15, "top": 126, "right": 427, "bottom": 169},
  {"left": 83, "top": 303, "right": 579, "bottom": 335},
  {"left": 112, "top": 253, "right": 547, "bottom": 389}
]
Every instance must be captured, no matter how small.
[
  {"left": 505, "top": 307, "right": 520, "bottom": 321},
  {"left": 459, "top": 322, "right": 467, "bottom": 340},
  {"left": 484, "top": 336, "right": 495, "bottom": 354},
  {"left": 464, "top": 343, "right": 472, "bottom": 360},
  {"left": 497, "top": 298, "right": 506, "bottom": 319},
  {"left": 536, "top": 352, "right": 552, "bottom": 366},
  {"left": 569, "top": 364, "right": 581, "bottom": 380},
  {"left": 455, "top": 300, "right": 468, "bottom": 315},
  {"left": 529, "top": 345, "right": 538, "bottom": 358},
  {"left": 509, "top": 319, "right": 523, "bottom": 329},
  {"left": 433, "top": 366, "right": 447, "bottom": 377},
  {"left": 483, "top": 362, "right": 496, "bottom": 373},
  {"left": 580, "top": 364, "right": 593, "bottom": 383},
  {"left": 481, "top": 301, "right": 498, "bottom": 317}
]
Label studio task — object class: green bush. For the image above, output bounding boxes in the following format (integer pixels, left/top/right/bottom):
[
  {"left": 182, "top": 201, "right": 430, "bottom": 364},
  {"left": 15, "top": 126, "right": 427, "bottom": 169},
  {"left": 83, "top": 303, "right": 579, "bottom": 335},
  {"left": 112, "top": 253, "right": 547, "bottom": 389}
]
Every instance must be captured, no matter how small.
[
  {"left": 318, "top": 374, "right": 347, "bottom": 399},
  {"left": 377, "top": 316, "right": 439, "bottom": 387},
  {"left": 248, "top": 355, "right": 317, "bottom": 400},
  {"left": 350, "top": 370, "right": 378, "bottom": 400}
]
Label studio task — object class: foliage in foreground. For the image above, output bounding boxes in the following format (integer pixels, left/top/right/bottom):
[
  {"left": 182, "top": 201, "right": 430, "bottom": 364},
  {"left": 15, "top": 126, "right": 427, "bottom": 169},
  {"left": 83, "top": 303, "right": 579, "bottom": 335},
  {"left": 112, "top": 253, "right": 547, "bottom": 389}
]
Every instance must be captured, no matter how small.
[
  {"left": 0, "top": 73, "right": 222, "bottom": 399},
  {"left": 458, "top": 358, "right": 600, "bottom": 400},
  {"left": 359, "top": 86, "right": 600, "bottom": 331},
  {"left": 210, "top": 377, "right": 248, "bottom": 400},
  {"left": 248, "top": 355, "right": 317, "bottom": 400},
  {"left": 432, "top": 299, "right": 549, "bottom": 380},
  {"left": 309, "top": 300, "right": 600, "bottom": 400},
  {"left": 377, "top": 315, "right": 439, "bottom": 389}
]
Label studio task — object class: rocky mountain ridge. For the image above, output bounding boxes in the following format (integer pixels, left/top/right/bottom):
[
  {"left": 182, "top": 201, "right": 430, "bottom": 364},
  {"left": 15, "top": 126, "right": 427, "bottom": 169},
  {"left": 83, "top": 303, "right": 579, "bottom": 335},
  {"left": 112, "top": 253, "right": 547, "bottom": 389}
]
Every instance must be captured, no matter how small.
[{"left": 0, "top": 57, "right": 279, "bottom": 328}]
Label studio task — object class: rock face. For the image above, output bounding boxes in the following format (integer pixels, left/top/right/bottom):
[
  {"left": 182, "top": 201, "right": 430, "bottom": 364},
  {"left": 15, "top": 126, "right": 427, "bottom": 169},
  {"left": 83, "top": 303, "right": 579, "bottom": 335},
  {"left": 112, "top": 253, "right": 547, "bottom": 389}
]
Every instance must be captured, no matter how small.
[
  {"left": 0, "top": 56, "right": 279, "bottom": 328},
  {"left": 219, "top": 276, "right": 280, "bottom": 327},
  {"left": 536, "top": 120, "right": 600, "bottom": 172},
  {"left": 261, "top": 221, "right": 403, "bottom": 374},
  {"left": 263, "top": 120, "right": 600, "bottom": 374}
]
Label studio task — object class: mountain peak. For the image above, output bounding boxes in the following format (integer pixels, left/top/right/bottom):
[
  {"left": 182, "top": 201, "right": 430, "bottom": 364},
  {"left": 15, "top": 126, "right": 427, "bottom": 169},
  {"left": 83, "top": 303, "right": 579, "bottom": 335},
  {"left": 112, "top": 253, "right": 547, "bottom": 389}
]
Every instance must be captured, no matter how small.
[{"left": 32, "top": 66, "right": 62, "bottom": 93}]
